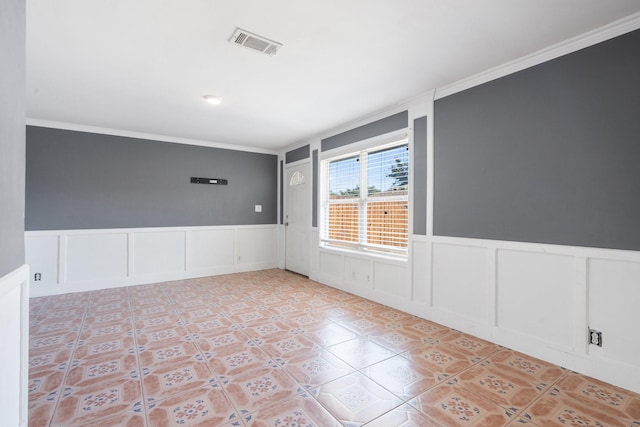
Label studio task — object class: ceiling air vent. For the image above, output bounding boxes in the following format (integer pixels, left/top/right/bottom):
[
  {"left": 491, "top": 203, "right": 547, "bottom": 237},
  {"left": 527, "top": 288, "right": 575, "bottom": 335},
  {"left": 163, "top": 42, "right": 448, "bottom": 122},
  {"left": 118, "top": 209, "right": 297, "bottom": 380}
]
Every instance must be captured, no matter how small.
[{"left": 229, "top": 27, "right": 282, "bottom": 56}]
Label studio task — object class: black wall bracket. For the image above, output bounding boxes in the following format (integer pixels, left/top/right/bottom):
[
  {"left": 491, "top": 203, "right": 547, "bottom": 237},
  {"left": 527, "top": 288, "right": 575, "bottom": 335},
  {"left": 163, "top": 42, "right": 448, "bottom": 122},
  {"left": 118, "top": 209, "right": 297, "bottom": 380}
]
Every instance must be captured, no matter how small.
[{"left": 190, "top": 177, "right": 228, "bottom": 185}]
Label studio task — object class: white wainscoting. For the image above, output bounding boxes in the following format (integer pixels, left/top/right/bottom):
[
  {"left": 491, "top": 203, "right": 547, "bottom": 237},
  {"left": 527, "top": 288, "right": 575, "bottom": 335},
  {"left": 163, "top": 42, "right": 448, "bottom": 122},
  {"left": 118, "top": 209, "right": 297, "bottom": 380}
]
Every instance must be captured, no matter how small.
[
  {"left": 429, "top": 236, "right": 640, "bottom": 395},
  {"left": 311, "top": 235, "right": 429, "bottom": 319},
  {"left": 309, "top": 232, "right": 640, "bottom": 394},
  {"left": 0, "top": 264, "right": 29, "bottom": 427},
  {"left": 26, "top": 225, "right": 278, "bottom": 297}
]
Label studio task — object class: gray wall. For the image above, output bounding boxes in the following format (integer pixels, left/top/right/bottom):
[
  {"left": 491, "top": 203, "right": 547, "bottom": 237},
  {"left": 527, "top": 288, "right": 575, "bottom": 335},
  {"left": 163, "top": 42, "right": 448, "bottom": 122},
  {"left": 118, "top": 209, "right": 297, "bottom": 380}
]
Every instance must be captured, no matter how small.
[
  {"left": 434, "top": 29, "right": 640, "bottom": 251},
  {"left": 26, "top": 127, "right": 277, "bottom": 230},
  {"left": 321, "top": 111, "right": 408, "bottom": 152},
  {"left": 413, "top": 116, "right": 427, "bottom": 235},
  {"left": 312, "top": 149, "right": 318, "bottom": 227},
  {"left": 285, "top": 144, "right": 310, "bottom": 164},
  {"left": 0, "top": 0, "right": 26, "bottom": 276}
]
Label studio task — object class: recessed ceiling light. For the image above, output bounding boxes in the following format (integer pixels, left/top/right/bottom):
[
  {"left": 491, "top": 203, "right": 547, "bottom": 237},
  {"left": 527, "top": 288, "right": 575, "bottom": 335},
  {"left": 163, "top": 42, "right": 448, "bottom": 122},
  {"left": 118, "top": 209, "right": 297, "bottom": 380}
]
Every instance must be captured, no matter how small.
[{"left": 203, "top": 95, "right": 222, "bottom": 105}]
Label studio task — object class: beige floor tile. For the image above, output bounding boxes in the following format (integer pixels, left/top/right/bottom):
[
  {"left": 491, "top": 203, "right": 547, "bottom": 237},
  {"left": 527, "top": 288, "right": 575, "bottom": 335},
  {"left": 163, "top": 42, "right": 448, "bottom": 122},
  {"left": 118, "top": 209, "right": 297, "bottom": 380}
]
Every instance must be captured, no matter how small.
[
  {"left": 410, "top": 382, "right": 515, "bottom": 426},
  {"left": 328, "top": 337, "right": 397, "bottom": 370},
  {"left": 364, "top": 354, "right": 442, "bottom": 400},
  {"left": 283, "top": 349, "right": 355, "bottom": 390},
  {"left": 313, "top": 372, "right": 403, "bottom": 426},
  {"left": 147, "top": 386, "right": 239, "bottom": 427},
  {"left": 364, "top": 403, "right": 442, "bottom": 427},
  {"left": 28, "top": 269, "right": 640, "bottom": 426},
  {"left": 247, "top": 393, "right": 342, "bottom": 426},
  {"left": 221, "top": 365, "right": 304, "bottom": 416}
]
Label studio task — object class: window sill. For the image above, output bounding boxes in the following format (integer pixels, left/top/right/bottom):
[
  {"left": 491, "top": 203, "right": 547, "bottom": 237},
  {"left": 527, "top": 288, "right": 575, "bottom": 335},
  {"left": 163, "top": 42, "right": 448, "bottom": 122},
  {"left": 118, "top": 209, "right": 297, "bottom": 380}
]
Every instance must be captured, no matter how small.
[{"left": 319, "top": 243, "right": 408, "bottom": 265}]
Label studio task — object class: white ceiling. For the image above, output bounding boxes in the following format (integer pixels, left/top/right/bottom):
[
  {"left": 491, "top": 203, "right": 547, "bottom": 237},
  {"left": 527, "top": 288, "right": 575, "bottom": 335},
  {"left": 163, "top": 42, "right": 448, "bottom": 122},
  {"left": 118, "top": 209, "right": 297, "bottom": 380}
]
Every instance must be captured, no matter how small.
[{"left": 26, "top": 0, "right": 640, "bottom": 151}]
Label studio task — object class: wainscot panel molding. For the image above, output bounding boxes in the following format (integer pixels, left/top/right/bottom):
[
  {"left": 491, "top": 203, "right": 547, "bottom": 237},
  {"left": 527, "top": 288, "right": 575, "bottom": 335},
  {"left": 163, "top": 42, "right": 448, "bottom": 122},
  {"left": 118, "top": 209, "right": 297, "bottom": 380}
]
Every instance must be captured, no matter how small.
[
  {"left": 429, "top": 235, "right": 640, "bottom": 395},
  {"left": 0, "top": 264, "right": 29, "bottom": 427},
  {"left": 311, "top": 235, "right": 429, "bottom": 320},
  {"left": 26, "top": 225, "right": 277, "bottom": 297}
]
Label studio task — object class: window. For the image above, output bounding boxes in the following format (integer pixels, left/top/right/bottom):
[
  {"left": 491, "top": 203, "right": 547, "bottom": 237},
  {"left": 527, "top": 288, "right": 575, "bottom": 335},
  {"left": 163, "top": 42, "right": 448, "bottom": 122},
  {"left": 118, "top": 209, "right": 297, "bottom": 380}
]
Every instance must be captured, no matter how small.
[{"left": 321, "top": 140, "right": 409, "bottom": 256}]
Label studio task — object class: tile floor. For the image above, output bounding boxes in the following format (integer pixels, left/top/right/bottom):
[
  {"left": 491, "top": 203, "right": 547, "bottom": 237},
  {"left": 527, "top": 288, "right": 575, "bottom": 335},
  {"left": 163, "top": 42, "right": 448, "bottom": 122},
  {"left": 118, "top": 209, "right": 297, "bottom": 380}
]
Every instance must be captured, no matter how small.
[{"left": 28, "top": 269, "right": 640, "bottom": 426}]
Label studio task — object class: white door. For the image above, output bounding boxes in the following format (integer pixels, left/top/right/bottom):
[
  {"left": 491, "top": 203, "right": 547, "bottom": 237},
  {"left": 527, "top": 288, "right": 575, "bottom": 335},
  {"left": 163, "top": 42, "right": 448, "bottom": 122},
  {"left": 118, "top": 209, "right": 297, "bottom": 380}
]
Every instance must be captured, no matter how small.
[{"left": 285, "top": 162, "right": 310, "bottom": 276}]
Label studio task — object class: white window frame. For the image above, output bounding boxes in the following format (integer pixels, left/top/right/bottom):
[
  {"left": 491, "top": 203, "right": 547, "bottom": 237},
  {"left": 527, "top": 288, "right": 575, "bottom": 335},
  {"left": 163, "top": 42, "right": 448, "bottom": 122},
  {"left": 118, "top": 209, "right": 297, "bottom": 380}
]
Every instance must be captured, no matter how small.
[{"left": 320, "top": 133, "right": 410, "bottom": 258}]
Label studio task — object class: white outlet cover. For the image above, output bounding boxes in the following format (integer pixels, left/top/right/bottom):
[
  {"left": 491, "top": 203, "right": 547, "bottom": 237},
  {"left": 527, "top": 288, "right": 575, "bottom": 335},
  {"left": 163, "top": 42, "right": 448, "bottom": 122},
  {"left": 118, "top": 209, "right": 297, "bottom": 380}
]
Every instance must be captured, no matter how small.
[{"left": 255, "top": 205, "right": 262, "bottom": 212}]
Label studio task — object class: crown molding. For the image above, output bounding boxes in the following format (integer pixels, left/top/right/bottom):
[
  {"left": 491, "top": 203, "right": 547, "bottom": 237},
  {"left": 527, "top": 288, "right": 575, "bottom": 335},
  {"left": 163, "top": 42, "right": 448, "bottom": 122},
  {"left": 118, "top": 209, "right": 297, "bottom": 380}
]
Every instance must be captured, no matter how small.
[
  {"left": 435, "top": 12, "right": 640, "bottom": 100},
  {"left": 25, "top": 118, "right": 279, "bottom": 155}
]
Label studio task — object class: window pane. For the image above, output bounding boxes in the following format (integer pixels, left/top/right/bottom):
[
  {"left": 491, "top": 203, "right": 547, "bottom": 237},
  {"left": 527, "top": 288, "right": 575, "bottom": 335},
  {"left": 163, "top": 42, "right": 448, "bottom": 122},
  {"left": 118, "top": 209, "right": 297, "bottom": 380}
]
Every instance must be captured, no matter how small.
[
  {"left": 329, "top": 156, "right": 360, "bottom": 199},
  {"left": 367, "top": 200, "right": 408, "bottom": 248},
  {"left": 328, "top": 203, "right": 359, "bottom": 243},
  {"left": 367, "top": 144, "right": 408, "bottom": 196}
]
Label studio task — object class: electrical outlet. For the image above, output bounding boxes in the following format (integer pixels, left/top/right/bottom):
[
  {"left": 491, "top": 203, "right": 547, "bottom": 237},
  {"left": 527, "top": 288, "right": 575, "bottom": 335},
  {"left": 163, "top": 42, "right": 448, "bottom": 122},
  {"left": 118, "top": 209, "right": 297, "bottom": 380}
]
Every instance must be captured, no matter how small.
[
  {"left": 34, "top": 273, "right": 42, "bottom": 281},
  {"left": 589, "top": 328, "right": 603, "bottom": 347}
]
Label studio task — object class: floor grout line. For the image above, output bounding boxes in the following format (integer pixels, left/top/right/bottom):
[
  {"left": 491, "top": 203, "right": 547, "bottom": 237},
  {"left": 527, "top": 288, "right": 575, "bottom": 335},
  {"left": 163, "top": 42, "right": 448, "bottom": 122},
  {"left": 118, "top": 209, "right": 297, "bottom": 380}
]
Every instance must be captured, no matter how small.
[{"left": 126, "top": 285, "right": 149, "bottom": 427}]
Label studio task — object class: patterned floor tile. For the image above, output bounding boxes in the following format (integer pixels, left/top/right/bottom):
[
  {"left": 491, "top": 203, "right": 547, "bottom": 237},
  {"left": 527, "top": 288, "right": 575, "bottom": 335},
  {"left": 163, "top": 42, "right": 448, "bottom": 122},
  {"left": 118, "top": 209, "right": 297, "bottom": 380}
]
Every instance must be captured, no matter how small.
[
  {"left": 240, "top": 318, "right": 295, "bottom": 342},
  {"left": 28, "top": 269, "right": 640, "bottom": 426},
  {"left": 29, "top": 398, "right": 57, "bottom": 427},
  {"left": 207, "top": 342, "right": 274, "bottom": 377},
  {"left": 87, "top": 296, "right": 129, "bottom": 308},
  {"left": 396, "top": 318, "right": 453, "bottom": 342},
  {"left": 258, "top": 332, "right": 319, "bottom": 361},
  {"left": 227, "top": 308, "right": 280, "bottom": 326},
  {"left": 438, "top": 331, "right": 501, "bottom": 359},
  {"left": 402, "top": 341, "right": 484, "bottom": 382},
  {"left": 142, "top": 360, "right": 216, "bottom": 403},
  {"left": 29, "top": 369, "right": 65, "bottom": 402},
  {"left": 221, "top": 365, "right": 304, "bottom": 416},
  {"left": 136, "top": 325, "right": 192, "bottom": 347},
  {"left": 87, "top": 301, "right": 131, "bottom": 315},
  {"left": 286, "top": 312, "right": 332, "bottom": 328},
  {"left": 134, "top": 312, "right": 183, "bottom": 332},
  {"left": 520, "top": 372, "right": 640, "bottom": 426},
  {"left": 51, "top": 378, "right": 144, "bottom": 426},
  {"left": 247, "top": 393, "right": 342, "bottom": 427},
  {"left": 364, "top": 403, "right": 441, "bottom": 427},
  {"left": 195, "top": 329, "right": 253, "bottom": 353},
  {"left": 185, "top": 315, "right": 235, "bottom": 336},
  {"left": 486, "top": 348, "right": 567, "bottom": 387},
  {"left": 147, "top": 386, "right": 240, "bottom": 427},
  {"left": 270, "top": 303, "right": 307, "bottom": 318},
  {"left": 410, "top": 382, "right": 515, "bottom": 426},
  {"left": 129, "top": 295, "right": 171, "bottom": 309},
  {"left": 178, "top": 306, "right": 222, "bottom": 322},
  {"left": 133, "top": 303, "right": 175, "bottom": 317},
  {"left": 283, "top": 349, "right": 355, "bottom": 390},
  {"left": 29, "top": 347, "right": 73, "bottom": 375},
  {"left": 65, "top": 411, "right": 145, "bottom": 427},
  {"left": 313, "top": 372, "right": 403, "bottom": 426},
  {"left": 83, "top": 311, "right": 131, "bottom": 327},
  {"left": 452, "top": 362, "right": 546, "bottom": 414},
  {"left": 364, "top": 355, "right": 442, "bottom": 400},
  {"left": 138, "top": 341, "right": 203, "bottom": 370},
  {"left": 30, "top": 317, "right": 83, "bottom": 337},
  {"left": 65, "top": 352, "right": 138, "bottom": 389},
  {"left": 328, "top": 338, "right": 397, "bottom": 370},
  {"left": 30, "top": 331, "right": 78, "bottom": 353},
  {"left": 78, "top": 320, "right": 133, "bottom": 343},
  {"left": 340, "top": 316, "right": 389, "bottom": 336},
  {"left": 73, "top": 336, "right": 136, "bottom": 362},
  {"left": 371, "top": 308, "right": 414, "bottom": 324},
  {"left": 301, "top": 321, "right": 358, "bottom": 348},
  {"left": 368, "top": 326, "right": 427, "bottom": 352}
]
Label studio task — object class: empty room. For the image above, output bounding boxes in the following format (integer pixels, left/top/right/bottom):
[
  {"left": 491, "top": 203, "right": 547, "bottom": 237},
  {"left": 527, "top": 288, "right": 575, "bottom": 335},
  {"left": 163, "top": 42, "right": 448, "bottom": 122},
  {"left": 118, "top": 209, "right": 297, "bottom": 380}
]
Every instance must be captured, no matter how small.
[{"left": 2, "top": 1, "right": 640, "bottom": 426}]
